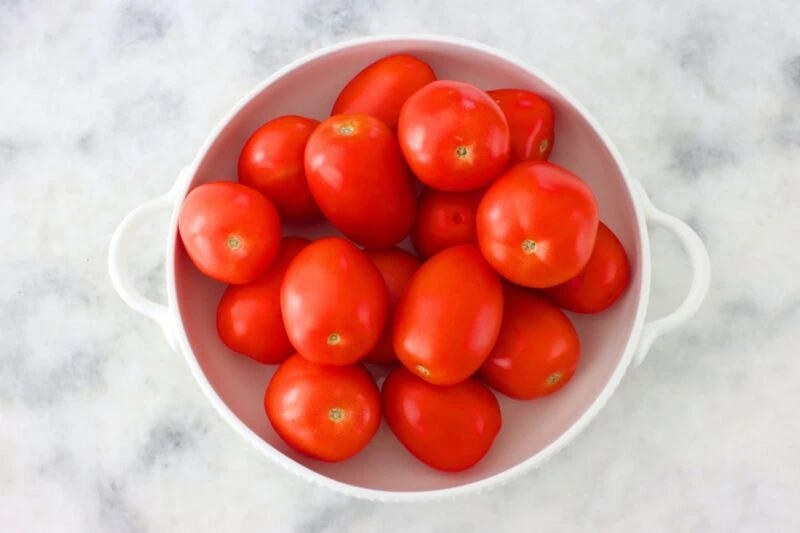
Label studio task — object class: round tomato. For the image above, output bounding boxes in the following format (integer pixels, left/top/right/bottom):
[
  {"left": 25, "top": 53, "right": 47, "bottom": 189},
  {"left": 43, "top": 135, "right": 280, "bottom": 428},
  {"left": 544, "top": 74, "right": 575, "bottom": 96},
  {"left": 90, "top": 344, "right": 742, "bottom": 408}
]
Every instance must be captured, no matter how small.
[
  {"left": 281, "top": 237, "right": 388, "bottom": 365},
  {"left": 398, "top": 80, "right": 510, "bottom": 191},
  {"left": 305, "top": 114, "right": 416, "bottom": 248},
  {"left": 363, "top": 248, "right": 421, "bottom": 364},
  {"left": 238, "top": 115, "right": 321, "bottom": 221},
  {"left": 543, "top": 222, "right": 631, "bottom": 313},
  {"left": 488, "top": 89, "right": 555, "bottom": 163},
  {"left": 382, "top": 367, "right": 501, "bottom": 472},
  {"left": 178, "top": 181, "right": 281, "bottom": 284},
  {"left": 476, "top": 162, "right": 598, "bottom": 288},
  {"left": 332, "top": 54, "right": 437, "bottom": 131},
  {"left": 265, "top": 354, "right": 380, "bottom": 462},
  {"left": 216, "top": 237, "right": 309, "bottom": 364},
  {"left": 393, "top": 244, "right": 503, "bottom": 385},
  {"left": 411, "top": 189, "right": 482, "bottom": 258},
  {"left": 479, "top": 285, "right": 580, "bottom": 400}
]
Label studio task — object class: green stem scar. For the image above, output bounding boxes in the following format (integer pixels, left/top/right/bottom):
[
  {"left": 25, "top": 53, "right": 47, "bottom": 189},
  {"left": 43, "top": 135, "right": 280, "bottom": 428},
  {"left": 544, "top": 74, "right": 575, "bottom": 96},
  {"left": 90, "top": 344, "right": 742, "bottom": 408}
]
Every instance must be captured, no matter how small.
[
  {"left": 539, "top": 139, "right": 549, "bottom": 153},
  {"left": 338, "top": 124, "right": 355, "bottom": 135},
  {"left": 327, "top": 333, "right": 341, "bottom": 346},
  {"left": 455, "top": 146, "right": 469, "bottom": 159},
  {"left": 328, "top": 407, "right": 345, "bottom": 422},
  {"left": 227, "top": 236, "right": 241, "bottom": 251},
  {"left": 547, "top": 372, "right": 562, "bottom": 386},
  {"left": 521, "top": 239, "right": 537, "bottom": 254},
  {"left": 415, "top": 365, "right": 430, "bottom": 377}
]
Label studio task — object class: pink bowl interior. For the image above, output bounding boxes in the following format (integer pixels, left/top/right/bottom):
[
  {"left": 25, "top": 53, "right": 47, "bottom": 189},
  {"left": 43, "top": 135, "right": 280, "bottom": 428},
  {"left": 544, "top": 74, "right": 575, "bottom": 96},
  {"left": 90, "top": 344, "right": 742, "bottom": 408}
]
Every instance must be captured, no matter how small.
[{"left": 173, "top": 38, "right": 643, "bottom": 492}]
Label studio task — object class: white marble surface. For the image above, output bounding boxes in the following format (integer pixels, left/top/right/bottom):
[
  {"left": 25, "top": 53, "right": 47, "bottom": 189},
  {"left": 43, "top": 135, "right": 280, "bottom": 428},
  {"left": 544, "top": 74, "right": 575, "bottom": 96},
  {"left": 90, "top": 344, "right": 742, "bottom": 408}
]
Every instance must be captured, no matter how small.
[{"left": 2, "top": 0, "right": 799, "bottom": 531}]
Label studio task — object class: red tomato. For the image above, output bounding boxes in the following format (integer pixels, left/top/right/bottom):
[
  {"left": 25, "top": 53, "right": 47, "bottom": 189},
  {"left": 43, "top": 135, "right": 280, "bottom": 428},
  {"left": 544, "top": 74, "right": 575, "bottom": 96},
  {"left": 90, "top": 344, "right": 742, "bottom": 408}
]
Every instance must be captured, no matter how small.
[
  {"left": 332, "top": 54, "right": 437, "bottom": 131},
  {"left": 281, "top": 237, "right": 388, "bottom": 365},
  {"left": 393, "top": 244, "right": 503, "bottom": 385},
  {"left": 305, "top": 114, "right": 416, "bottom": 248},
  {"left": 479, "top": 285, "right": 580, "bottom": 400},
  {"left": 543, "top": 222, "right": 631, "bottom": 313},
  {"left": 398, "top": 80, "right": 510, "bottom": 191},
  {"left": 238, "top": 115, "right": 321, "bottom": 221},
  {"left": 178, "top": 182, "right": 281, "bottom": 284},
  {"left": 363, "top": 248, "right": 421, "bottom": 364},
  {"left": 411, "top": 189, "right": 482, "bottom": 258},
  {"left": 216, "top": 237, "right": 309, "bottom": 364},
  {"left": 488, "top": 89, "right": 555, "bottom": 163},
  {"left": 476, "top": 162, "right": 598, "bottom": 288},
  {"left": 265, "top": 354, "right": 380, "bottom": 462},
  {"left": 382, "top": 367, "right": 501, "bottom": 472}
]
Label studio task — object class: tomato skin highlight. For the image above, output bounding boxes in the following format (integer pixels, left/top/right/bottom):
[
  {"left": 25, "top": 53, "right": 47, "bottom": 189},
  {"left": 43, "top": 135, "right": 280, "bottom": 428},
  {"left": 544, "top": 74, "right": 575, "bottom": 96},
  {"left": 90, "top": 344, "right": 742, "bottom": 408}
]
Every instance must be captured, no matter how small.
[
  {"left": 411, "top": 189, "right": 482, "bottom": 258},
  {"left": 488, "top": 89, "right": 555, "bottom": 163}
]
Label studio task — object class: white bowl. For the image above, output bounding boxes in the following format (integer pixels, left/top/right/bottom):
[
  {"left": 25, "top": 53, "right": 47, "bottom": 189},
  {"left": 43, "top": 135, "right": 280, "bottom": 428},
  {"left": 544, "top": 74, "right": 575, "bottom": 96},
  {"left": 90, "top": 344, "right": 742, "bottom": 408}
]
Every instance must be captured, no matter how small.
[{"left": 108, "top": 35, "right": 710, "bottom": 502}]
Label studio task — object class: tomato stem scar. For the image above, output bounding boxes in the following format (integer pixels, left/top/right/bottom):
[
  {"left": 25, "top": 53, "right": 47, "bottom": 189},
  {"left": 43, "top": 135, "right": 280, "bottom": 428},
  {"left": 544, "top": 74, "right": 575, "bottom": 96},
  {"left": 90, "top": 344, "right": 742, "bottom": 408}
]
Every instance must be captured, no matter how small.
[
  {"left": 539, "top": 139, "right": 549, "bottom": 153},
  {"left": 338, "top": 124, "right": 355, "bottom": 135},
  {"left": 227, "top": 235, "right": 241, "bottom": 250},
  {"left": 327, "top": 333, "right": 341, "bottom": 346},
  {"left": 521, "top": 239, "right": 537, "bottom": 254},
  {"left": 415, "top": 365, "right": 430, "bottom": 377},
  {"left": 547, "top": 372, "right": 562, "bottom": 385},
  {"left": 328, "top": 407, "right": 345, "bottom": 422},
  {"left": 455, "top": 146, "right": 469, "bottom": 159}
]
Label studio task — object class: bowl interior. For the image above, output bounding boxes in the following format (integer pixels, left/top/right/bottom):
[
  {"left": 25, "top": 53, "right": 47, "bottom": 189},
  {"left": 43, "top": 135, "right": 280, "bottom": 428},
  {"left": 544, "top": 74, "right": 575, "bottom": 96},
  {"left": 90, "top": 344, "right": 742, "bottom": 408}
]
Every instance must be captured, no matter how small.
[{"left": 173, "top": 38, "right": 643, "bottom": 493}]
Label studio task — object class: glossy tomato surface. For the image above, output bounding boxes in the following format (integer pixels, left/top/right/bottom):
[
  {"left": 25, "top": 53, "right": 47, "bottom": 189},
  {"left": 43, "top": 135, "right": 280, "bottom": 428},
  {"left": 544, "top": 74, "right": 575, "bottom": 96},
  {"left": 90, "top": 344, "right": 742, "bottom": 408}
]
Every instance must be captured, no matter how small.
[
  {"left": 393, "top": 244, "right": 503, "bottom": 385},
  {"left": 281, "top": 237, "right": 388, "bottom": 365},
  {"left": 477, "top": 162, "right": 598, "bottom": 288},
  {"left": 216, "top": 237, "right": 309, "bottom": 364},
  {"left": 479, "top": 285, "right": 580, "bottom": 400},
  {"left": 265, "top": 354, "right": 380, "bottom": 462},
  {"left": 178, "top": 181, "right": 281, "bottom": 284},
  {"left": 382, "top": 367, "right": 501, "bottom": 472},
  {"left": 332, "top": 54, "right": 436, "bottom": 131},
  {"left": 305, "top": 114, "right": 416, "bottom": 248},
  {"left": 398, "top": 80, "right": 510, "bottom": 192},
  {"left": 411, "top": 189, "right": 482, "bottom": 258},
  {"left": 488, "top": 89, "right": 555, "bottom": 163}
]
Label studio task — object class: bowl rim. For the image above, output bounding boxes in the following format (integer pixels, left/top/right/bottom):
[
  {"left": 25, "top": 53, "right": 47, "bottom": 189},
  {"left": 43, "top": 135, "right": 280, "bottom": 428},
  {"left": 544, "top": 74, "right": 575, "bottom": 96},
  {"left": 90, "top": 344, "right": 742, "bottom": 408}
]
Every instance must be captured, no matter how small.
[{"left": 163, "top": 33, "right": 651, "bottom": 502}]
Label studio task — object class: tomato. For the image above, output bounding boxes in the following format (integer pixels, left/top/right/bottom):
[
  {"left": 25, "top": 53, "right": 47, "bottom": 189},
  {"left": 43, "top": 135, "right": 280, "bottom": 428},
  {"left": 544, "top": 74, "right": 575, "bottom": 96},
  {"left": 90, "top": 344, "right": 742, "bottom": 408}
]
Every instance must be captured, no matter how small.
[
  {"left": 216, "top": 237, "right": 309, "bottom": 364},
  {"left": 398, "top": 80, "right": 510, "bottom": 192},
  {"left": 332, "top": 54, "right": 437, "bottom": 131},
  {"left": 488, "top": 89, "right": 555, "bottom": 163},
  {"left": 543, "top": 222, "right": 631, "bottom": 313},
  {"left": 411, "top": 189, "right": 482, "bottom": 258},
  {"left": 393, "top": 244, "right": 503, "bottom": 385},
  {"left": 479, "top": 285, "right": 580, "bottom": 400},
  {"left": 305, "top": 114, "right": 416, "bottom": 248},
  {"left": 363, "top": 248, "right": 421, "bottom": 364},
  {"left": 265, "top": 354, "right": 380, "bottom": 462},
  {"left": 382, "top": 367, "right": 501, "bottom": 472},
  {"left": 476, "top": 162, "right": 598, "bottom": 288},
  {"left": 238, "top": 115, "right": 321, "bottom": 221},
  {"left": 281, "top": 237, "right": 388, "bottom": 365},
  {"left": 178, "top": 182, "right": 281, "bottom": 284}
]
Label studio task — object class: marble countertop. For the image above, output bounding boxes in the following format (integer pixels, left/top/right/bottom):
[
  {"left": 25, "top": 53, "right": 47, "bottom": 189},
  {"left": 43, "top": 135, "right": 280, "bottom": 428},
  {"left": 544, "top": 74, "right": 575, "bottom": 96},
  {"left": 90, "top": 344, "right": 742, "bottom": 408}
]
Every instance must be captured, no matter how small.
[{"left": 2, "top": 0, "right": 799, "bottom": 531}]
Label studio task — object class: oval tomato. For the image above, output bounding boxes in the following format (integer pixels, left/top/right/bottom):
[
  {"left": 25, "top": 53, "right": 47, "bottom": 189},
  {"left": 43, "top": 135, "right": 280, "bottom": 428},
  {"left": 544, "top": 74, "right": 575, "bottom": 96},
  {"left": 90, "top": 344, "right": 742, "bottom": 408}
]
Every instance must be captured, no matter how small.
[
  {"left": 479, "top": 285, "right": 580, "bottom": 400},
  {"left": 398, "top": 80, "right": 510, "bottom": 191},
  {"left": 216, "top": 237, "right": 309, "bottom": 364},
  {"left": 476, "top": 162, "right": 598, "bottom": 288},
  {"left": 281, "top": 237, "right": 388, "bottom": 365},
  {"left": 411, "top": 189, "right": 482, "bottom": 258},
  {"left": 178, "top": 182, "right": 281, "bottom": 284},
  {"left": 382, "top": 367, "right": 501, "bottom": 472},
  {"left": 543, "top": 222, "right": 631, "bottom": 313},
  {"left": 332, "top": 54, "right": 436, "bottom": 131},
  {"left": 265, "top": 354, "right": 380, "bottom": 462},
  {"left": 238, "top": 115, "right": 321, "bottom": 221},
  {"left": 305, "top": 114, "right": 416, "bottom": 248},
  {"left": 488, "top": 89, "right": 555, "bottom": 163},
  {"left": 393, "top": 244, "right": 503, "bottom": 385},
  {"left": 363, "top": 248, "right": 421, "bottom": 364}
]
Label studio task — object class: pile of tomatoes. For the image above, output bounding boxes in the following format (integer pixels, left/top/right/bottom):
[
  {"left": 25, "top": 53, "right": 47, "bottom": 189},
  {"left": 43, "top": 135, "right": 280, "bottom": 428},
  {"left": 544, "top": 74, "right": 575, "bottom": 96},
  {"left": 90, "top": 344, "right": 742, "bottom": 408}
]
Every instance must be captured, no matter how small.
[{"left": 178, "top": 54, "right": 631, "bottom": 472}]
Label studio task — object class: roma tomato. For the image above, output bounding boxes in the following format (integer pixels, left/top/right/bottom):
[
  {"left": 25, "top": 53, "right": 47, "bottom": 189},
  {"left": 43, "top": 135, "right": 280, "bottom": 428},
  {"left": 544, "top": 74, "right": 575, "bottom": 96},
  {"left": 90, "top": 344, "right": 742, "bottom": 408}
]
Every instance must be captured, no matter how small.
[
  {"left": 543, "top": 222, "right": 631, "bottom": 313},
  {"left": 363, "top": 248, "right": 421, "bottom": 364},
  {"left": 382, "top": 367, "right": 501, "bottom": 472},
  {"left": 238, "top": 115, "right": 321, "bottom": 221},
  {"left": 477, "top": 162, "right": 598, "bottom": 288},
  {"left": 265, "top": 354, "right": 380, "bottom": 462},
  {"left": 281, "top": 237, "right": 388, "bottom": 365},
  {"left": 332, "top": 54, "right": 437, "bottom": 131},
  {"left": 411, "top": 189, "right": 482, "bottom": 258},
  {"left": 398, "top": 80, "right": 510, "bottom": 191},
  {"left": 305, "top": 114, "right": 416, "bottom": 248},
  {"left": 479, "top": 285, "right": 580, "bottom": 400},
  {"left": 488, "top": 89, "right": 555, "bottom": 163},
  {"left": 393, "top": 244, "right": 503, "bottom": 385},
  {"left": 178, "top": 182, "right": 281, "bottom": 284},
  {"left": 216, "top": 237, "right": 309, "bottom": 364}
]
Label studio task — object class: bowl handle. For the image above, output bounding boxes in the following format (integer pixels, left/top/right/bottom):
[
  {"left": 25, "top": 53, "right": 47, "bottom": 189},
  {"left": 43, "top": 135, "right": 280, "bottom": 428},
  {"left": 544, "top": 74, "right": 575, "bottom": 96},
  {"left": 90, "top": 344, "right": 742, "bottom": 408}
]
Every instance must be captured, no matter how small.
[
  {"left": 108, "top": 173, "right": 185, "bottom": 351},
  {"left": 631, "top": 181, "right": 711, "bottom": 367}
]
